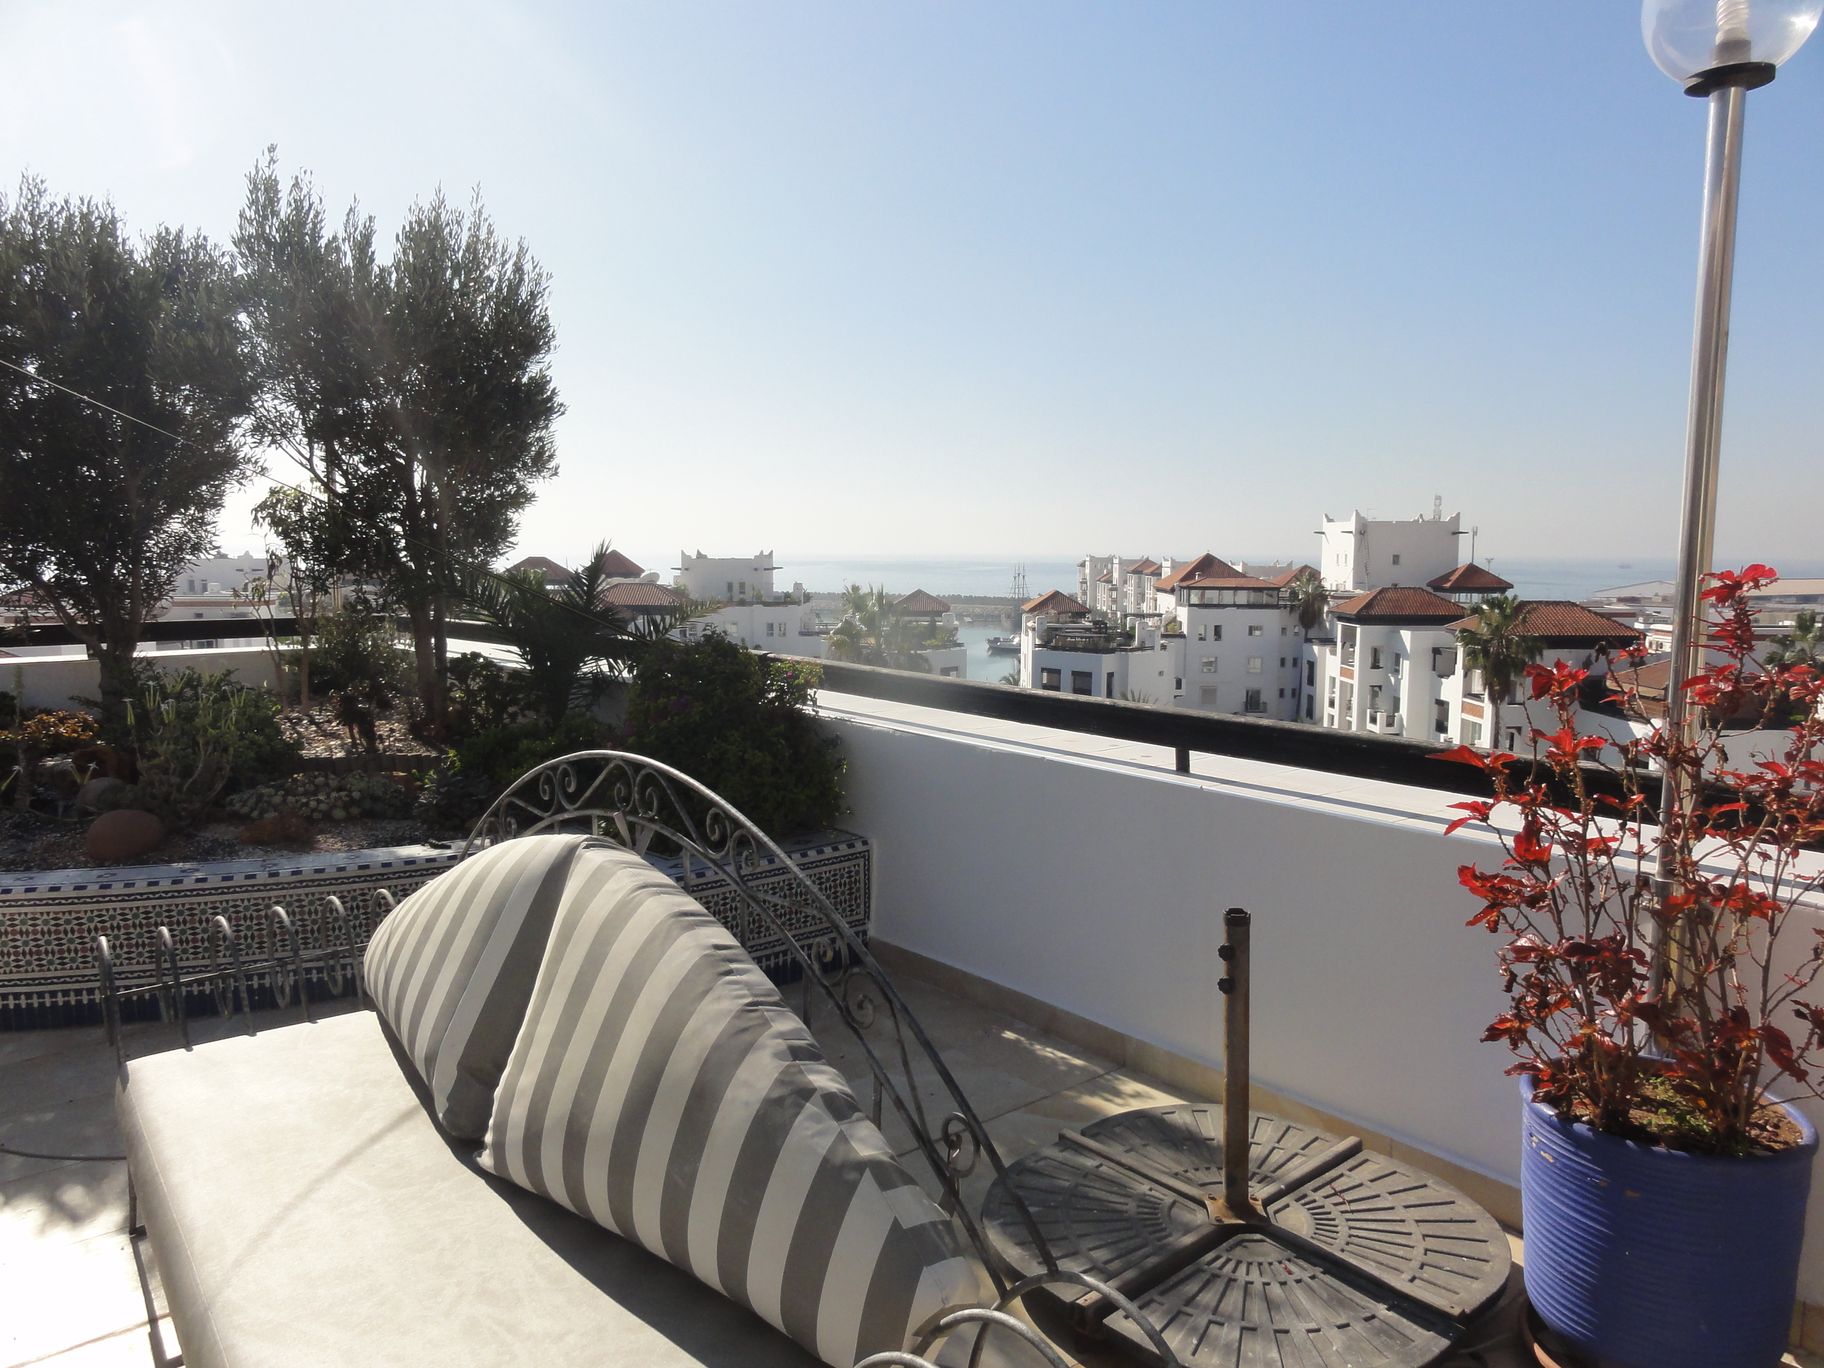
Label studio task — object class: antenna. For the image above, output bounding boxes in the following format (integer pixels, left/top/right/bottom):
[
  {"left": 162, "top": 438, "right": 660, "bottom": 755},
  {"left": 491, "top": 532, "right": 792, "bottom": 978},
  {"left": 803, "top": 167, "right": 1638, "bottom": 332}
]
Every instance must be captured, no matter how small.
[{"left": 1470, "top": 525, "right": 1479, "bottom": 562}]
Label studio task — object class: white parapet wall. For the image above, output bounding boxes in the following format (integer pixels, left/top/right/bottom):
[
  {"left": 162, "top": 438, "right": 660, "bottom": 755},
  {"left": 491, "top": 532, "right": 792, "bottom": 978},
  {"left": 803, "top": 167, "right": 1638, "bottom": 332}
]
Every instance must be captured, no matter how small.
[
  {"left": 3, "top": 644, "right": 289, "bottom": 710},
  {"left": 814, "top": 690, "right": 1824, "bottom": 1308}
]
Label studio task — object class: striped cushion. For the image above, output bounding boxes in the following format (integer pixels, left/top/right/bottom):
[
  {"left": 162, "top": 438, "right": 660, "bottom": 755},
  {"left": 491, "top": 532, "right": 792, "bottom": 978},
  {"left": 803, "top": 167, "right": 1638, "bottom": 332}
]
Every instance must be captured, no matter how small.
[
  {"left": 363, "top": 835, "right": 588, "bottom": 1139},
  {"left": 481, "top": 841, "right": 990, "bottom": 1367}
]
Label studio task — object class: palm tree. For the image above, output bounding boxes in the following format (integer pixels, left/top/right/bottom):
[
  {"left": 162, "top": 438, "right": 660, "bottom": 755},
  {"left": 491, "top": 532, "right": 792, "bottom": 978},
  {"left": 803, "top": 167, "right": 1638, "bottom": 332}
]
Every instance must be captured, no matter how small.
[
  {"left": 1285, "top": 569, "right": 1329, "bottom": 721},
  {"left": 826, "top": 584, "right": 931, "bottom": 670},
  {"left": 1457, "top": 594, "right": 1542, "bottom": 752},
  {"left": 461, "top": 542, "right": 697, "bottom": 724},
  {"left": 1286, "top": 569, "right": 1329, "bottom": 634}
]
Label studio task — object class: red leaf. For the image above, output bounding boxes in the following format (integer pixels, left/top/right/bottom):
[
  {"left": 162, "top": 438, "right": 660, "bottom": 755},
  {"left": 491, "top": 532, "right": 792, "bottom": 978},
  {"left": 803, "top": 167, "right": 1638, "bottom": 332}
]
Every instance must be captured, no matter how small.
[
  {"left": 1443, "top": 800, "right": 1493, "bottom": 836},
  {"left": 1432, "top": 744, "right": 1490, "bottom": 769}
]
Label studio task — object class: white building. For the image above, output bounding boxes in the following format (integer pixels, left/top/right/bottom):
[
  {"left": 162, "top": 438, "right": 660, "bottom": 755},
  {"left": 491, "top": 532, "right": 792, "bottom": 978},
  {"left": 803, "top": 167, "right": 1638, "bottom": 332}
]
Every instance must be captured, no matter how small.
[
  {"left": 1444, "top": 601, "right": 1644, "bottom": 753},
  {"left": 676, "top": 550, "right": 777, "bottom": 604},
  {"left": 1168, "top": 571, "right": 1305, "bottom": 719},
  {"left": 1315, "top": 578, "right": 1645, "bottom": 751},
  {"left": 1018, "top": 590, "right": 1174, "bottom": 703},
  {"left": 1319, "top": 507, "right": 1466, "bottom": 594},
  {"left": 1319, "top": 586, "right": 1467, "bottom": 738}
]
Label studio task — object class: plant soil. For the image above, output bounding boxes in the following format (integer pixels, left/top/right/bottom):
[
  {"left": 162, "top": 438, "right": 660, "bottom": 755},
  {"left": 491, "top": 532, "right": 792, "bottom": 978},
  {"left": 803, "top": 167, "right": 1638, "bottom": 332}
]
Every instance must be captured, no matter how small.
[{"left": 1564, "top": 1074, "right": 1807, "bottom": 1157}]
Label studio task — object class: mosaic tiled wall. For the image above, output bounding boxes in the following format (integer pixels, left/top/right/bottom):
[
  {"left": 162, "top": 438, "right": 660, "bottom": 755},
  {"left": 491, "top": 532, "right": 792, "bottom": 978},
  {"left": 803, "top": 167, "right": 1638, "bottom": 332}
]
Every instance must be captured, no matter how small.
[
  {"left": 0, "top": 847, "right": 460, "bottom": 1026},
  {"left": 649, "top": 830, "right": 875, "bottom": 976},
  {"left": 1, "top": 832, "right": 873, "bottom": 1027}
]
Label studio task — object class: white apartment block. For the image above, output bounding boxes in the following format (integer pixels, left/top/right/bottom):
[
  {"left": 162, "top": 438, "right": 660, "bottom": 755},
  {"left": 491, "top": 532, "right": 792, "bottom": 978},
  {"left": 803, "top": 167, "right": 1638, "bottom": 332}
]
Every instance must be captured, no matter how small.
[
  {"left": 676, "top": 550, "right": 778, "bottom": 603},
  {"left": 1319, "top": 506, "right": 1465, "bottom": 593},
  {"left": 1315, "top": 576, "right": 1643, "bottom": 750},
  {"left": 1018, "top": 590, "right": 1174, "bottom": 704}
]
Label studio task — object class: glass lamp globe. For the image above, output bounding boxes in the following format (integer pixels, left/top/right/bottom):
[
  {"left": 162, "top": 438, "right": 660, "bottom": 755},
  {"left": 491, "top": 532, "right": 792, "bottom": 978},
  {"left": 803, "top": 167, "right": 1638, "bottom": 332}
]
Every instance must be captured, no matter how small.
[{"left": 1643, "top": 0, "right": 1822, "bottom": 85}]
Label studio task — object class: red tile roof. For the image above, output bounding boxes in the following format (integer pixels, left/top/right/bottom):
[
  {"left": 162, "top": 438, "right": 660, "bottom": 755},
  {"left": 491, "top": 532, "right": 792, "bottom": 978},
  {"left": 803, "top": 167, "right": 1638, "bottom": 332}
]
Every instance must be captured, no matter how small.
[
  {"left": 1266, "top": 564, "right": 1320, "bottom": 588},
  {"left": 601, "top": 581, "right": 685, "bottom": 613},
  {"left": 1022, "top": 590, "right": 1091, "bottom": 616},
  {"left": 1157, "top": 553, "right": 1240, "bottom": 592},
  {"left": 594, "top": 549, "right": 646, "bottom": 579},
  {"left": 1446, "top": 601, "right": 1643, "bottom": 647},
  {"left": 895, "top": 589, "right": 952, "bottom": 615},
  {"left": 506, "top": 555, "right": 573, "bottom": 584},
  {"left": 1179, "top": 575, "right": 1276, "bottom": 591},
  {"left": 1126, "top": 558, "right": 1162, "bottom": 576},
  {"left": 1097, "top": 572, "right": 1113, "bottom": 584},
  {"left": 1428, "top": 563, "right": 1514, "bottom": 594},
  {"left": 1332, "top": 586, "right": 1465, "bottom": 624}
]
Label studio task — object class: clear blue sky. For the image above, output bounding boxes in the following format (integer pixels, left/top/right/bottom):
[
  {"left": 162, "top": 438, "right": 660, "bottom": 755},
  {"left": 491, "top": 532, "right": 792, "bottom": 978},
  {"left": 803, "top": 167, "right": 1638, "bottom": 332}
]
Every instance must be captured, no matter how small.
[{"left": 5, "top": 1, "right": 1821, "bottom": 573}]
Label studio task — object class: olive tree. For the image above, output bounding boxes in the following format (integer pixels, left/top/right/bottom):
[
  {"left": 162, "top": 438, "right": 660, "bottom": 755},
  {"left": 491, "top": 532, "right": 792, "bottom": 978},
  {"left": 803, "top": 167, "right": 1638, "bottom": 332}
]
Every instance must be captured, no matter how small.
[
  {"left": 235, "top": 153, "right": 561, "bottom": 731},
  {"left": 0, "top": 178, "right": 253, "bottom": 736}
]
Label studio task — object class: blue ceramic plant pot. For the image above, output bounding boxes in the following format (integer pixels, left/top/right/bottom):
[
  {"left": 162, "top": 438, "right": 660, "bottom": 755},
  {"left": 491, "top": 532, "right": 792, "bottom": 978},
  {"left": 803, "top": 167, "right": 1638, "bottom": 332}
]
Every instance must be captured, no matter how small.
[{"left": 1520, "top": 1075, "right": 1817, "bottom": 1368}]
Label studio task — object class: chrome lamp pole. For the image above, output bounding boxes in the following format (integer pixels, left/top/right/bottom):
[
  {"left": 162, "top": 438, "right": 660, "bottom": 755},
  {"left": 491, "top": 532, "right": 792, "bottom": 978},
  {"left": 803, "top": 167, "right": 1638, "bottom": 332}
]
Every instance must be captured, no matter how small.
[{"left": 1641, "top": 0, "right": 1819, "bottom": 991}]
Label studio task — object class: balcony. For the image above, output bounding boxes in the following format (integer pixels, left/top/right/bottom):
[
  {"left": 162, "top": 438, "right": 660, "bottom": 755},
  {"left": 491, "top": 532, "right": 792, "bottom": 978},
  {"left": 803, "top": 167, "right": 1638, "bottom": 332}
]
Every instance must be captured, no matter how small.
[{"left": 7, "top": 682, "right": 1824, "bottom": 1366}]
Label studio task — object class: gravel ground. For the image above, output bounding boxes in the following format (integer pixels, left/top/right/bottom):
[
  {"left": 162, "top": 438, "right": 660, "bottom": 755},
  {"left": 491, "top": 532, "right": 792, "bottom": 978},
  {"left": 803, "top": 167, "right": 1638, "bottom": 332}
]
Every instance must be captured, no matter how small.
[
  {"left": 0, "top": 808, "right": 454, "bottom": 873},
  {"left": 277, "top": 705, "right": 440, "bottom": 760}
]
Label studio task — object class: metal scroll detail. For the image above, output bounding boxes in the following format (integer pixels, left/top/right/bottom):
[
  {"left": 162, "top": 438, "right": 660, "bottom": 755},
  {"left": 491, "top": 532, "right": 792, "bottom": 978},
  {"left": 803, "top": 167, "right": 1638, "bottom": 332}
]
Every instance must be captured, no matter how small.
[{"left": 460, "top": 750, "right": 1070, "bottom": 1305}]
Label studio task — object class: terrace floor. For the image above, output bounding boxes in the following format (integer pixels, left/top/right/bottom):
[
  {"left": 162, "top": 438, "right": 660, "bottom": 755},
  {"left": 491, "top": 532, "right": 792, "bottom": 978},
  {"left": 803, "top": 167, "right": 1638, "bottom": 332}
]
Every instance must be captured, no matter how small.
[{"left": 1, "top": 966, "right": 1815, "bottom": 1368}]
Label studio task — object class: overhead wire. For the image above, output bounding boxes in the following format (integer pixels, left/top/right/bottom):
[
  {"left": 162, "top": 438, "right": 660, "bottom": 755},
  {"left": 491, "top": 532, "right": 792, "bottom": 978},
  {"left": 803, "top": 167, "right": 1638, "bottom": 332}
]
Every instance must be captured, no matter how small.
[{"left": 0, "top": 355, "right": 668, "bottom": 639}]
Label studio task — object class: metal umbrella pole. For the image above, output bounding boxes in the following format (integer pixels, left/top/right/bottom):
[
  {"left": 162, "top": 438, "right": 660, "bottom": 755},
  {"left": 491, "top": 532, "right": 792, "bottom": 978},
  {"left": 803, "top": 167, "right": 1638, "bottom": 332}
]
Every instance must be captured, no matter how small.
[{"left": 1651, "top": 76, "right": 1751, "bottom": 998}]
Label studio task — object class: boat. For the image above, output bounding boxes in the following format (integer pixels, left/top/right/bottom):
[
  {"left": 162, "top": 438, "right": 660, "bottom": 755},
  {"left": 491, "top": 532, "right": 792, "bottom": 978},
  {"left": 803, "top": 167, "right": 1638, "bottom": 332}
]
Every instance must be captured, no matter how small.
[{"left": 986, "top": 635, "right": 1020, "bottom": 656}]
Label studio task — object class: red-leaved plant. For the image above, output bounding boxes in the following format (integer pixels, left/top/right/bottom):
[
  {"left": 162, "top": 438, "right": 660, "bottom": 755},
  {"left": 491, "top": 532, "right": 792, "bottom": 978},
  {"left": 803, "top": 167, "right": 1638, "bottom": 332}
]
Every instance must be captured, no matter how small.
[{"left": 1439, "top": 566, "right": 1824, "bottom": 1154}]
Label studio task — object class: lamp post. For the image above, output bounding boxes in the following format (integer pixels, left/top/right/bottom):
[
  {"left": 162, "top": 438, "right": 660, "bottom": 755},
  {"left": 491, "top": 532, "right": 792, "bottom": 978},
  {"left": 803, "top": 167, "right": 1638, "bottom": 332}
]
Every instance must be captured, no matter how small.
[{"left": 1641, "top": 0, "right": 1819, "bottom": 992}]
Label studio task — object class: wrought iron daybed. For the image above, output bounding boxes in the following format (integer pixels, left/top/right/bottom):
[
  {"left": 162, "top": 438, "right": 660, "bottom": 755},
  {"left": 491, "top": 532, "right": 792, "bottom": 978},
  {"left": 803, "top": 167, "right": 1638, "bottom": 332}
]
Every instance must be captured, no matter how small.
[{"left": 97, "top": 751, "right": 1178, "bottom": 1368}]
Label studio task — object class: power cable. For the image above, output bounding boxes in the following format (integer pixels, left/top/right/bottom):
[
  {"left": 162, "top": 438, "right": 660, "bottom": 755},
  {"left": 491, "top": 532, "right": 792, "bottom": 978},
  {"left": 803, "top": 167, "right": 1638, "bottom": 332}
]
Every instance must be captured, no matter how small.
[{"left": 0, "top": 356, "right": 674, "bottom": 640}]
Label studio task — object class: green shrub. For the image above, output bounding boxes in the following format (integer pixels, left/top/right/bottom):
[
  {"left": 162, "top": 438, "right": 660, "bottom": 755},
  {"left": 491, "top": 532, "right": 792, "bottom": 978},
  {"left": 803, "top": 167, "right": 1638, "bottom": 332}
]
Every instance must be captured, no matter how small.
[
  {"left": 312, "top": 608, "right": 414, "bottom": 750},
  {"left": 624, "top": 636, "right": 844, "bottom": 838},
  {"left": 129, "top": 670, "right": 297, "bottom": 827},
  {"left": 413, "top": 760, "right": 499, "bottom": 832},
  {"left": 452, "top": 713, "right": 614, "bottom": 795},
  {"left": 445, "top": 652, "right": 532, "bottom": 741}
]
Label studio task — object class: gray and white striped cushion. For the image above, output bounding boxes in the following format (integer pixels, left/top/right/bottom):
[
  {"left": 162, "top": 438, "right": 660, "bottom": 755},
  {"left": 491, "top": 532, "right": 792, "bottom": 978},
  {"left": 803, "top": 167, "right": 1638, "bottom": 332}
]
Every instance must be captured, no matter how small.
[
  {"left": 481, "top": 841, "right": 990, "bottom": 1367},
  {"left": 363, "top": 835, "right": 588, "bottom": 1139}
]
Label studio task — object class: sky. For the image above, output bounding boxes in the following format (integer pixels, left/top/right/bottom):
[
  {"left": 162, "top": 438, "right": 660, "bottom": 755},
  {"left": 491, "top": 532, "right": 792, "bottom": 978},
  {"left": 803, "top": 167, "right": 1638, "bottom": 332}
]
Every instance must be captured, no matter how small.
[{"left": 4, "top": 1, "right": 1822, "bottom": 576}]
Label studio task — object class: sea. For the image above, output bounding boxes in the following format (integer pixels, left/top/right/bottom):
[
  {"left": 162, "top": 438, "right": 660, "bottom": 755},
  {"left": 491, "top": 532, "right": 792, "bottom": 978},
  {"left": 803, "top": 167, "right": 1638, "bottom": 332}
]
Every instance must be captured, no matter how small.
[{"left": 783, "top": 554, "right": 1824, "bottom": 684}]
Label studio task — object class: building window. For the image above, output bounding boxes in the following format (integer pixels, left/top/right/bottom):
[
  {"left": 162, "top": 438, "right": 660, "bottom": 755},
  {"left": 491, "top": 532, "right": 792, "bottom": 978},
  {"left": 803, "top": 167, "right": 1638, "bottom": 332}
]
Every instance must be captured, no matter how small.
[
  {"left": 1370, "top": 647, "right": 1383, "bottom": 669},
  {"left": 1106, "top": 671, "right": 1115, "bottom": 695},
  {"left": 1071, "top": 670, "right": 1092, "bottom": 695},
  {"left": 939, "top": 665, "right": 959, "bottom": 677},
  {"left": 1279, "top": 657, "right": 1286, "bottom": 668},
  {"left": 1245, "top": 688, "right": 1264, "bottom": 712},
  {"left": 1435, "top": 700, "right": 1449, "bottom": 734},
  {"left": 726, "top": 580, "right": 734, "bottom": 597},
  {"left": 1306, "top": 695, "right": 1315, "bottom": 720},
  {"left": 1197, "top": 626, "right": 1206, "bottom": 641},
  {"left": 1040, "top": 668, "right": 1061, "bottom": 691},
  {"left": 1174, "top": 676, "right": 1183, "bottom": 690},
  {"left": 1248, "top": 624, "right": 1263, "bottom": 637},
  {"left": 1391, "top": 553, "right": 1401, "bottom": 565},
  {"left": 1211, "top": 625, "right": 1222, "bottom": 641},
  {"left": 1278, "top": 687, "right": 1285, "bottom": 698},
  {"left": 1306, "top": 661, "right": 1315, "bottom": 685},
  {"left": 1248, "top": 656, "right": 1262, "bottom": 674},
  {"left": 1201, "top": 658, "right": 1217, "bottom": 673},
  {"left": 765, "top": 622, "right": 775, "bottom": 637}
]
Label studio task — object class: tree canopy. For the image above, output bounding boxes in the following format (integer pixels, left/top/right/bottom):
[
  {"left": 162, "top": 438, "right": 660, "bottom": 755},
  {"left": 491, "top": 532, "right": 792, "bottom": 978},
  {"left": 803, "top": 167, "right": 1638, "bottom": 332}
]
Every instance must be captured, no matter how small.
[
  {"left": 0, "top": 177, "right": 254, "bottom": 735},
  {"left": 235, "top": 152, "right": 562, "bottom": 729}
]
